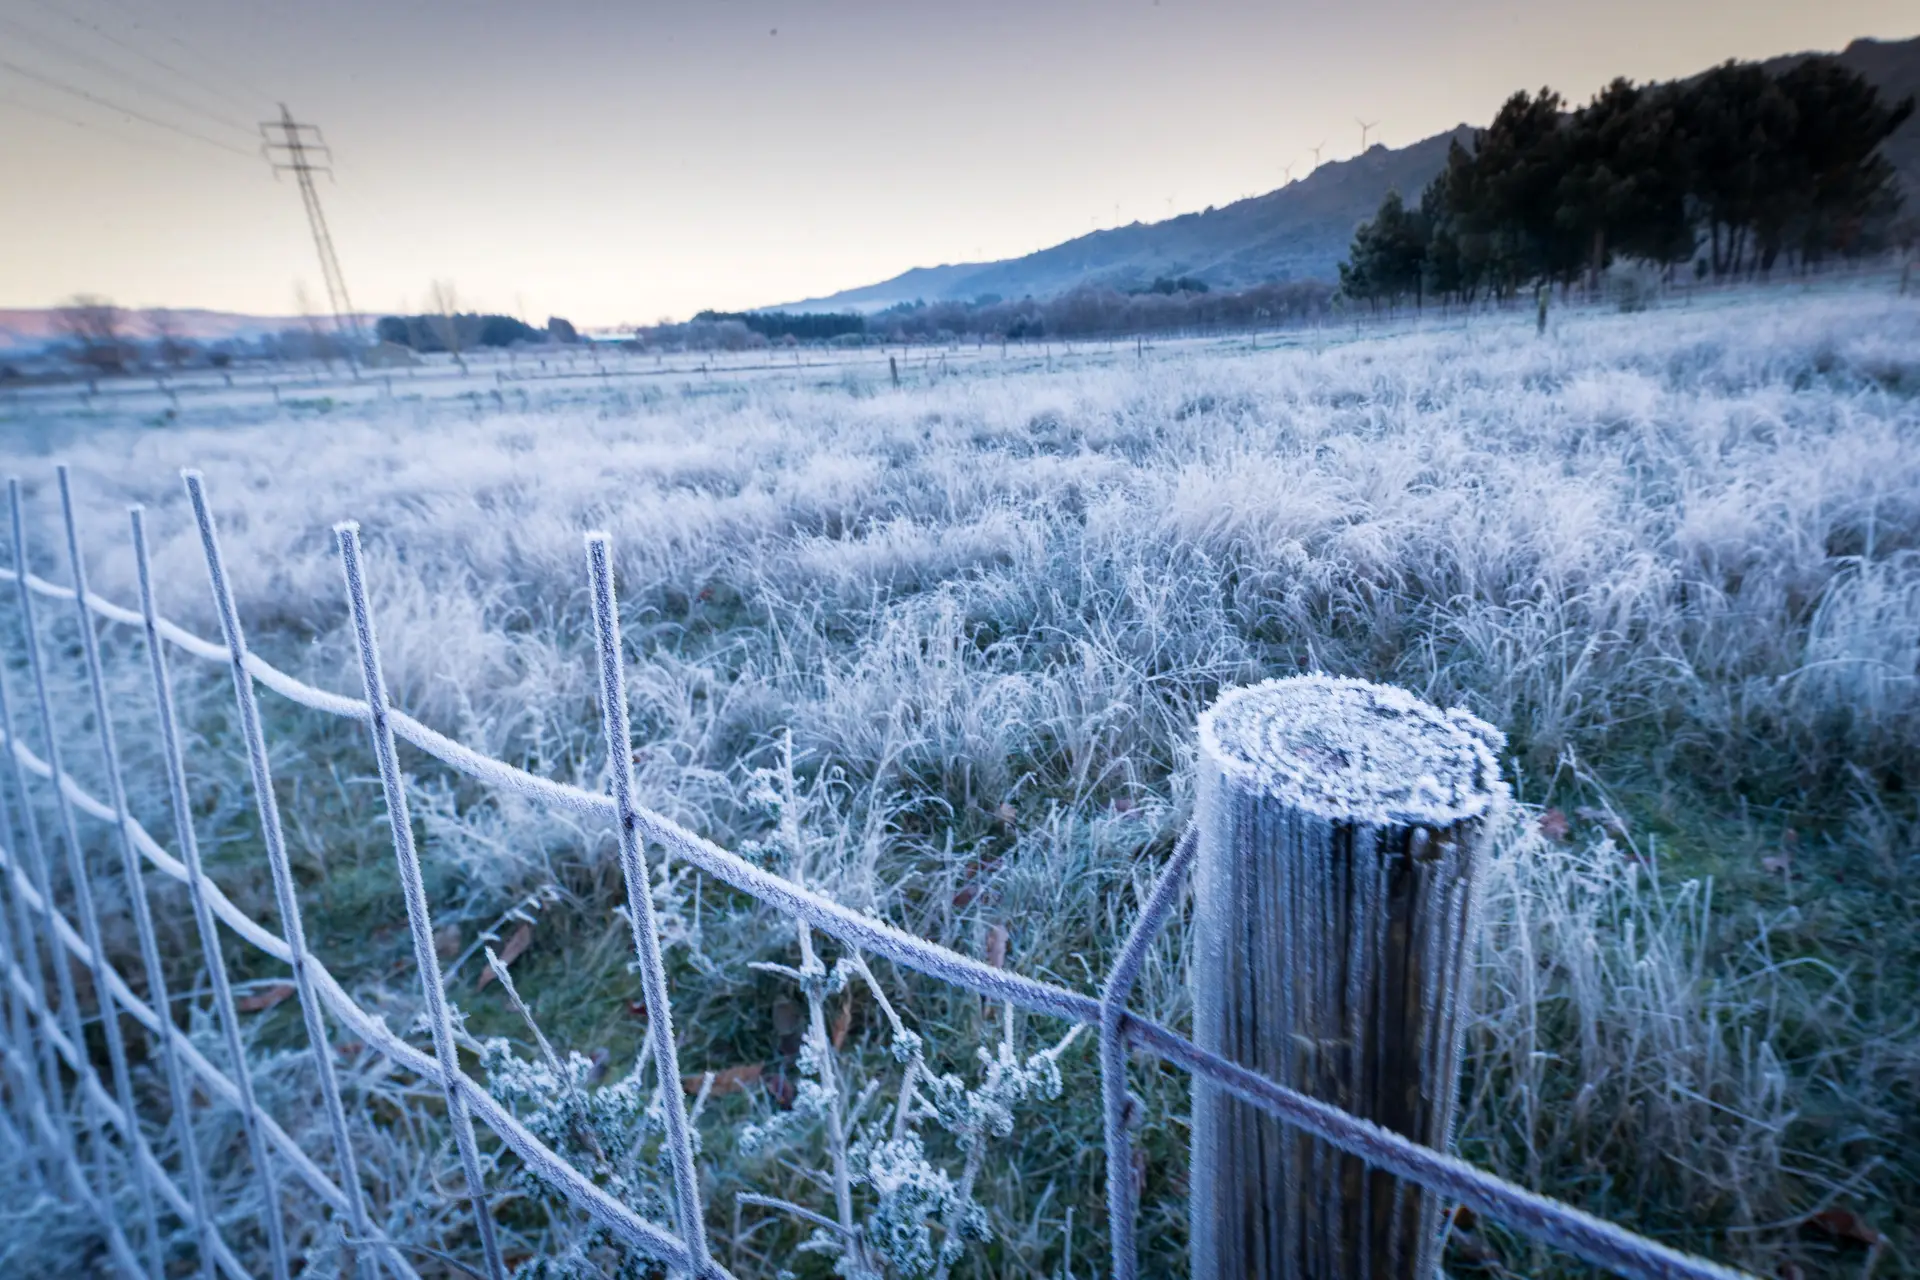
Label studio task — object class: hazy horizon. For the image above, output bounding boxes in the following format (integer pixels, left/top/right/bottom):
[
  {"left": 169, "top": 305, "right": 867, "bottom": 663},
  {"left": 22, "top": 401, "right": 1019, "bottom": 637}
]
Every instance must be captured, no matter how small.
[{"left": 2, "top": 0, "right": 1915, "bottom": 326}]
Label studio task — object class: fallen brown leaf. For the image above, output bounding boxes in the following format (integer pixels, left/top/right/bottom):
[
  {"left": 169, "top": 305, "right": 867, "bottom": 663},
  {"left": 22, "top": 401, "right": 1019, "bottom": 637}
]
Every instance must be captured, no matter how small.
[
  {"left": 477, "top": 921, "right": 534, "bottom": 991},
  {"left": 237, "top": 983, "right": 295, "bottom": 1013},
  {"left": 764, "top": 1070, "right": 797, "bottom": 1108},
  {"left": 985, "top": 923, "right": 1009, "bottom": 970},
  {"left": 626, "top": 1000, "right": 649, "bottom": 1020},
  {"left": 830, "top": 992, "right": 854, "bottom": 1050},
  {"left": 434, "top": 923, "right": 461, "bottom": 960},
  {"left": 1537, "top": 809, "right": 1571, "bottom": 843},
  {"left": 684, "top": 1063, "right": 763, "bottom": 1096},
  {"left": 1804, "top": 1206, "right": 1883, "bottom": 1249},
  {"left": 953, "top": 854, "right": 1003, "bottom": 909}
]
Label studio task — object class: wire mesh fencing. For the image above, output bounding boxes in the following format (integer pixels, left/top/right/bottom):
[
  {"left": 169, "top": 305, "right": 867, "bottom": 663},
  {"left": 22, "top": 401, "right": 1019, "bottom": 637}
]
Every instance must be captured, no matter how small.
[{"left": 0, "top": 466, "right": 1752, "bottom": 1280}]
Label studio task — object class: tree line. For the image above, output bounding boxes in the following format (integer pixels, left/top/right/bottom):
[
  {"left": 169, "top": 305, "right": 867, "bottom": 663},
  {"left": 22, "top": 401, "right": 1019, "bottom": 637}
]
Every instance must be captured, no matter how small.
[
  {"left": 1340, "top": 55, "right": 1915, "bottom": 308},
  {"left": 640, "top": 279, "right": 1333, "bottom": 351},
  {"left": 33, "top": 296, "right": 369, "bottom": 375},
  {"left": 374, "top": 312, "right": 578, "bottom": 353},
  {"left": 18, "top": 293, "right": 586, "bottom": 381}
]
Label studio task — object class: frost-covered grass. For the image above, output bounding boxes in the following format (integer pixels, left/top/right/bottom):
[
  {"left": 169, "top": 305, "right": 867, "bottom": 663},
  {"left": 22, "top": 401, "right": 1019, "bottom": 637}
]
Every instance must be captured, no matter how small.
[{"left": 3, "top": 288, "right": 1918, "bottom": 1277}]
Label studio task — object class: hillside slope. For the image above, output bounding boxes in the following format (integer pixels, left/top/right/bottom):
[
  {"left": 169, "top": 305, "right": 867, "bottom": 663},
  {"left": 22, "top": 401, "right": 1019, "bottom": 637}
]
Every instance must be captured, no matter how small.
[
  {"left": 775, "top": 126, "right": 1471, "bottom": 313},
  {"left": 778, "top": 34, "right": 1919, "bottom": 313}
]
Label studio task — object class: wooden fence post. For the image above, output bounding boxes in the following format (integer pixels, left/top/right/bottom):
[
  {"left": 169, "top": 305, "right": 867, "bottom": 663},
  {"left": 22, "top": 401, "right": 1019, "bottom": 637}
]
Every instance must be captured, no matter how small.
[{"left": 1191, "top": 675, "right": 1506, "bottom": 1279}]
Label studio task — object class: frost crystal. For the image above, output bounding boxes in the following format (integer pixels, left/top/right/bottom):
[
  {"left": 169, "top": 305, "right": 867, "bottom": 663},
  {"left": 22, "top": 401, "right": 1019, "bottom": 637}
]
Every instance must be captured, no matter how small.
[{"left": 1199, "top": 674, "right": 1506, "bottom": 825}]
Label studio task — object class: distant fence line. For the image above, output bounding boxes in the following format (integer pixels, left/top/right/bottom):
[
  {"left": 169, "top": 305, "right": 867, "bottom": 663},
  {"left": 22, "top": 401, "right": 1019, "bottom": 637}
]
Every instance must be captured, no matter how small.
[{"left": 0, "top": 465, "right": 1749, "bottom": 1280}]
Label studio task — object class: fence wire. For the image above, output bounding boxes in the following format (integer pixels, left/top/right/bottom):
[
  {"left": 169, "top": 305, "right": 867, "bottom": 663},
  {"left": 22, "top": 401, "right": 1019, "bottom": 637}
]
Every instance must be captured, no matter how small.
[{"left": 0, "top": 467, "right": 1752, "bottom": 1280}]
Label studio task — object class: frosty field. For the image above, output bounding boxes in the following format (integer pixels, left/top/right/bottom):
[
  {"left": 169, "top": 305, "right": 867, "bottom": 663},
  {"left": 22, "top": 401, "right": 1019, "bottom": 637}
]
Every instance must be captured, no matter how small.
[{"left": 3, "top": 290, "right": 1918, "bottom": 1278}]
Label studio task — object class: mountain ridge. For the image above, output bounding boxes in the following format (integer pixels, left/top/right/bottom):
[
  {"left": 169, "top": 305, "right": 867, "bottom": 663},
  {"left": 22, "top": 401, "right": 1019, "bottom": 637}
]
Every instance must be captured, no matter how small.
[{"left": 772, "top": 34, "right": 1920, "bottom": 315}]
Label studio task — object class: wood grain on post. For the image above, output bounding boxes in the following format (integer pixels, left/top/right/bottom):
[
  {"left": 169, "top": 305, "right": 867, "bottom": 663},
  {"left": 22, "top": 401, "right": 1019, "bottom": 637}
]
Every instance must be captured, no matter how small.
[{"left": 1191, "top": 675, "right": 1507, "bottom": 1280}]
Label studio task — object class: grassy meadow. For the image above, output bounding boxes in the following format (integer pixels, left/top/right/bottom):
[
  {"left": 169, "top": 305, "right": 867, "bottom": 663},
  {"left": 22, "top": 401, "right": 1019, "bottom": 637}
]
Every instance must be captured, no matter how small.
[{"left": 2, "top": 287, "right": 1917, "bottom": 1278}]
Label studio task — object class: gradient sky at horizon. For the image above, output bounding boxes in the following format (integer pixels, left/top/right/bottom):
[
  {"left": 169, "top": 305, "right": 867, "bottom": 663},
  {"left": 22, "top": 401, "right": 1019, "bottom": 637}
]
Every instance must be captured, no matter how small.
[{"left": 2, "top": 0, "right": 1915, "bottom": 326}]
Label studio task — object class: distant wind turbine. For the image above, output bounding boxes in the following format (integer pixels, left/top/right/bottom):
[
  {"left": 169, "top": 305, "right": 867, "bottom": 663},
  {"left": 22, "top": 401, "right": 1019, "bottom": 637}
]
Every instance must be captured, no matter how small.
[
  {"left": 1281, "top": 161, "right": 1296, "bottom": 185},
  {"left": 1309, "top": 140, "right": 1327, "bottom": 171},
  {"left": 1358, "top": 118, "right": 1379, "bottom": 150}
]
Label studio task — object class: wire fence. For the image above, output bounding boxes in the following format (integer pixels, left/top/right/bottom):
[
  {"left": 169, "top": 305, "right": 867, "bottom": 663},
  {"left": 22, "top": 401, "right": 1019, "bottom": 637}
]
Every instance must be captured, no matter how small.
[{"left": 0, "top": 465, "right": 1753, "bottom": 1280}]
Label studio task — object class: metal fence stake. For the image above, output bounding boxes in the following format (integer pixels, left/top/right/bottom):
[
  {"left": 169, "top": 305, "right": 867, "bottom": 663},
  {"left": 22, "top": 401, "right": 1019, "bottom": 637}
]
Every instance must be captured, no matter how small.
[
  {"left": 130, "top": 504, "right": 294, "bottom": 1280},
  {"left": 0, "top": 700, "right": 67, "bottom": 1180},
  {"left": 8, "top": 476, "right": 165, "bottom": 1275},
  {"left": 586, "top": 532, "right": 713, "bottom": 1277},
  {"left": 183, "top": 470, "right": 379, "bottom": 1279},
  {"left": 1098, "top": 823, "right": 1197, "bottom": 1280},
  {"left": 59, "top": 469, "right": 221, "bottom": 1280},
  {"left": 0, "top": 812, "right": 55, "bottom": 1178},
  {"left": 0, "top": 609, "right": 96, "bottom": 1198},
  {"left": 335, "top": 522, "right": 507, "bottom": 1280}
]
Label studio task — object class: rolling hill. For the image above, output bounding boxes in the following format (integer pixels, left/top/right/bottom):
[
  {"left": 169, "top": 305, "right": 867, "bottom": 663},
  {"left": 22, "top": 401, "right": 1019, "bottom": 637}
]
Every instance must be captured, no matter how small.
[
  {"left": 0, "top": 308, "right": 374, "bottom": 356},
  {"left": 774, "top": 34, "right": 1920, "bottom": 314}
]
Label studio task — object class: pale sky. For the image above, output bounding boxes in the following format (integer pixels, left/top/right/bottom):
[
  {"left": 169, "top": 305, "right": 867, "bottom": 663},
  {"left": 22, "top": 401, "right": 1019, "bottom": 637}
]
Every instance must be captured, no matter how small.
[{"left": 1, "top": 0, "right": 1914, "bottom": 325}]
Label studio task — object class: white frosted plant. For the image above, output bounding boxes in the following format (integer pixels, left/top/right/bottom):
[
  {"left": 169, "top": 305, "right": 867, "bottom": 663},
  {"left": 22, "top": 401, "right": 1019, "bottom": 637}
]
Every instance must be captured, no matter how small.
[
  {"left": 732, "top": 736, "right": 1085, "bottom": 1280},
  {"left": 476, "top": 949, "right": 707, "bottom": 1280}
]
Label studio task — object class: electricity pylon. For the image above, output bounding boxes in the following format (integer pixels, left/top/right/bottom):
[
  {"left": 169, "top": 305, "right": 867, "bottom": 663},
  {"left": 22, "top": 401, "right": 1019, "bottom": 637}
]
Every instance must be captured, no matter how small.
[{"left": 260, "top": 104, "right": 363, "bottom": 348}]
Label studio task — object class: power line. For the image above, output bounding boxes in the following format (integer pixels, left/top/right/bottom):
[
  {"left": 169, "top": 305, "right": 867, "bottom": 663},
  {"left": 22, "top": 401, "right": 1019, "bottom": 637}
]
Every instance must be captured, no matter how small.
[
  {"left": 0, "top": 57, "right": 256, "bottom": 158},
  {"left": 0, "top": 9, "right": 254, "bottom": 140},
  {"left": 29, "top": 0, "right": 262, "bottom": 120},
  {"left": 86, "top": 0, "right": 277, "bottom": 106},
  {"left": 0, "top": 86, "right": 192, "bottom": 152}
]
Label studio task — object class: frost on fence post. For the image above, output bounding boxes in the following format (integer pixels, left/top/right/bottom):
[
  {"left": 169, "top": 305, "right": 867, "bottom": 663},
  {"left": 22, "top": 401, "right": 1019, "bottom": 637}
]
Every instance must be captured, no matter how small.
[{"left": 1190, "top": 675, "right": 1506, "bottom": 1280}]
